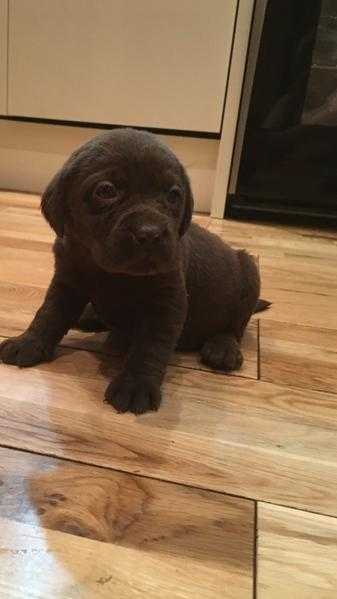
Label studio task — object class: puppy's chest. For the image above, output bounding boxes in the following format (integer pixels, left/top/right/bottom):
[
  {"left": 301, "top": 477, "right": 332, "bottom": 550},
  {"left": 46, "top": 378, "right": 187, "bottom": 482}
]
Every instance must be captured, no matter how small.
[{"left": 86, "top": 275, "right": 147, "bottom": 326}]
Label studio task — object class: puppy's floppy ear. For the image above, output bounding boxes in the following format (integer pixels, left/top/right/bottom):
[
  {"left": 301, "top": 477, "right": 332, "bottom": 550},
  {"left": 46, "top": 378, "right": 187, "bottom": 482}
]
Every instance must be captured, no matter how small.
[
  {"left": 179, "top": 170, "right": 194, "bottom": 237},
  {"left": 41, "top": 142, "right": 85, "bottom": 236},
  {"left": 41, "top": 167, "right": 68, "bottom": 236}
]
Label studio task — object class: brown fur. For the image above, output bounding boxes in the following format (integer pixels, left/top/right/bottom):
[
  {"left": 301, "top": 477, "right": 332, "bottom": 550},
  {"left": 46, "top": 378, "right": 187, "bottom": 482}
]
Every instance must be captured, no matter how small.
[{"left": 0, "top": 129, "right": 269, "bottom": 414}]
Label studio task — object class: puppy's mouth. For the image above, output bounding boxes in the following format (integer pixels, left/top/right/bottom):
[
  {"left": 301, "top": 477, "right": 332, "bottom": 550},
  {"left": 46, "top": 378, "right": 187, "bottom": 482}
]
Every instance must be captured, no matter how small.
[
  {"left": 129, "top": 254, "right": 168, "bottom": 276},
  {"left": 91, "top": 241, "right": 176, "bottom": 276},
  {"left": 118, "top": 251, "right": 176, "bottom": 276}
]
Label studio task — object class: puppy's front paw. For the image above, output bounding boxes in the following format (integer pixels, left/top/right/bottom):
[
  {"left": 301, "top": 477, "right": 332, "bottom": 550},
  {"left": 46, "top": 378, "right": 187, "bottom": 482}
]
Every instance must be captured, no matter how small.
[
  {"left": 105, "top": 373, "right": 161, "bottom": 415},
  {"left": 0, "top": 333, "right": 53, "bottom": 367}
]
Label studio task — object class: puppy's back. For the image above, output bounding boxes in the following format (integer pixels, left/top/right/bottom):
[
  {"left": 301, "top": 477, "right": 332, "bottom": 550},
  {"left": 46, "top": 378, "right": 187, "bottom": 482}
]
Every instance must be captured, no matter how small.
[{"left": 178, "top": 224, "right": 243, "bottom": 347}]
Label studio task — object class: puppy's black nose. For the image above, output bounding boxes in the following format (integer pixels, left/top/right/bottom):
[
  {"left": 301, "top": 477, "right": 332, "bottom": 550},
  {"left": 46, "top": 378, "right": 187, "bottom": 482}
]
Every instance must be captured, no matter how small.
[{"left": 134, "top": 224, "right": 166, "bottom": 246}]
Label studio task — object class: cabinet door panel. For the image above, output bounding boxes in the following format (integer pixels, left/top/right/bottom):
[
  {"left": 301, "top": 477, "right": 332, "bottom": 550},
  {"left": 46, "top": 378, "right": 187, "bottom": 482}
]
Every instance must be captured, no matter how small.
[
  {"left": 8, "top": 0, "right": 237, "bottom": 132},
  {"left": 0, "top": 0, "right": 7, "bottom": 115}
]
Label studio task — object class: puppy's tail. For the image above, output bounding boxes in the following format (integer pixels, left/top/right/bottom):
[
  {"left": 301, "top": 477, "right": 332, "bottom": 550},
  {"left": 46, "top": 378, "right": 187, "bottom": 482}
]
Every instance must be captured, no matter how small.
[{"left": 254, "top": 299, "right": 272, "bottom": 313}]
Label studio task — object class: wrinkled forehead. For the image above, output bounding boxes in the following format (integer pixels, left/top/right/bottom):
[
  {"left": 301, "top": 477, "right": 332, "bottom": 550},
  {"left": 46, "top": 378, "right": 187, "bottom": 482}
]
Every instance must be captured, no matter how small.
[{"left": 82, "top": 136, "right": 181, "bottom": 191}]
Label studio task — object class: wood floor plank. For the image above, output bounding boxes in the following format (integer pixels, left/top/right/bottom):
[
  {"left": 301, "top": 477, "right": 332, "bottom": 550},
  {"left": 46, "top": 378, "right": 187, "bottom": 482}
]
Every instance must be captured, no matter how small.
[
  {"left": 0, "top": 191, "right": 41, "bottom": 209},
  {"left": 1, "top": 516, "right": 250, "bottom": 599},
  {"left": 0, "top": 234, "right": 52, "bottom": 253},
  {"left": 208, "top": 219, "right": 337, "bottom": 260},
  {"left": 1, "top": 342, "right": 337, "bottom": 516},
  {"left": 0, "top": 245, "right": 54, "bottom": 287},
  {"left": 0, "top": 282, "right": 46, "bottom": 335},
  {"left": 258, "top": 503, "right": 337, "bottom": 599},
  {"left": 258, "top": 254, "right": 337, "bottom": 330},
  {"left": 0, "top": 447, "right": 254, "bottom": 599},
  {"left": 2, "top": 192, "right": 337, "bottom": 523},
  {"left": 260, "top": 320, "right": 337, "bottom": 394},
  {"left": 209, "top": 221, "right": 337, "bottom": 330},
  {"left": 191, "top": 213, "right": 211, "bottom": 227},
  {"left": 0, "top": 206, "right": 54, "bottom": 245}
]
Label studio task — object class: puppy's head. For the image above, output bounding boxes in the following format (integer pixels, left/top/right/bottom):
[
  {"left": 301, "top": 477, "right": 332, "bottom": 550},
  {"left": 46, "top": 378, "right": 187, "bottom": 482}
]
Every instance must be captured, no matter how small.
[{"left": 41, "top": 128, "right": 194, "bottom": 275}]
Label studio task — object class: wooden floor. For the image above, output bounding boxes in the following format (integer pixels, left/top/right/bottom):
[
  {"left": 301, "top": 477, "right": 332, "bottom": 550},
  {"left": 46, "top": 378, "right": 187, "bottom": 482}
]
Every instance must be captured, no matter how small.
[{"left": 1, "top": 191, "right": 337, "bottom": 598}]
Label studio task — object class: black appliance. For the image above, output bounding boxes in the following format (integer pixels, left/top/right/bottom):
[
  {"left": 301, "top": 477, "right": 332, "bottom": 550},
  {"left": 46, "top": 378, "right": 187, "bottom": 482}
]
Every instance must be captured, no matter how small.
[{"left": 227, "top": 0, "right": 337, "bottom": 226}]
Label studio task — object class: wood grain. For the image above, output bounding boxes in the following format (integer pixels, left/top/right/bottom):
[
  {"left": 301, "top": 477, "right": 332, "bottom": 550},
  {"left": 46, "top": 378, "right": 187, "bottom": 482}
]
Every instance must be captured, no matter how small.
[
  {"left": 258, "top": 503, "right": 337, "bottom": 599},
  {"left": 208, "top": 218, "right": 337, "bottom": 260},
  {"left": 2, "top": 190, "right": 337, "bottom": 595},
  {"left": 0, "top": 191, "right": 41, "bottom": 209},
  {"left": 260, "top": 320, "right": 337, "bottom": 394},
  {"left": 0, "top": 245, "right": 54, "bottom": 287},
  {"left": 259, "top": 254, "right": 337, "bottom": 329},
  {"left": 209, "top": 220, "right": 337, "bottom": 330},
  {"left": 0, "top": 206, "right": 53, "bottom": 245},
  {"left": 1, "top": 340, "right": 337, "bottom": 515},
  {"left": 0, "top": 447, "right": 254, "bottom": 599},
  {"left": 0, "top": 516, "right": 250, "bottom": 599}
]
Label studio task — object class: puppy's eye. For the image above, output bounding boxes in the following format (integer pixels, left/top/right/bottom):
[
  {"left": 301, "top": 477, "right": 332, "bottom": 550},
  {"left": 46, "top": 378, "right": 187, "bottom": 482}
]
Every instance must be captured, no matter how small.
[
  {"left": 167, "top": 186, "right": 182, "bottom": 203},
  {"left": 94, "top": 181, "right": 118, "bottom": 200}
]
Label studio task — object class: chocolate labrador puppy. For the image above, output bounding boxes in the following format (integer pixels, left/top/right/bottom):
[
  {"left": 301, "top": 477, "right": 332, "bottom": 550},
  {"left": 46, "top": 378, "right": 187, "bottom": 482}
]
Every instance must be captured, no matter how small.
[{"left": 0, "top": 129, "right": 269, "bottom": 414}]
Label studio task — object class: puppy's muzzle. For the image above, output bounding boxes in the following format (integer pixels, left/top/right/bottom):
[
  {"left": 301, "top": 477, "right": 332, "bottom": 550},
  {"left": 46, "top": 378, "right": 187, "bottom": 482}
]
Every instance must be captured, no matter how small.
[
  {"left": 132, "top": 223, "right": 168, "bottom": 249},
  {"left": 116, "top": 208, "right": 171, "bottom": 253}
]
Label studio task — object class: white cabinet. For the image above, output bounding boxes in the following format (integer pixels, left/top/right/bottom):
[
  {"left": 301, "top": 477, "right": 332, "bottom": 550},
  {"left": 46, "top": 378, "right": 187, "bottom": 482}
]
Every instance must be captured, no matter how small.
[
  {"left": 7, "top": 0, "right": 237, "bottom": 132},
  {"left": 0, "top": 0, "right": 7, "bottom": 114}
]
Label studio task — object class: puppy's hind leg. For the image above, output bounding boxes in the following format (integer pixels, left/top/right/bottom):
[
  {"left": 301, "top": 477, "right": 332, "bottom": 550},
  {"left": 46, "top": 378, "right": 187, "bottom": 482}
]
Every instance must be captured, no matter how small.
[
  {"left": 200, "top": 334, "right": 243, "bottom": 371},
  {"left": 200, "top": 250, "right": 259, "bottom": 372},
  {"left": 234, "top": 249, "right": 261, "bottom": 338}
]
